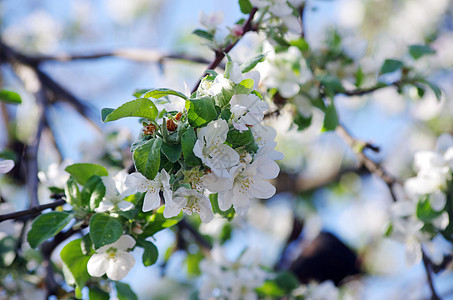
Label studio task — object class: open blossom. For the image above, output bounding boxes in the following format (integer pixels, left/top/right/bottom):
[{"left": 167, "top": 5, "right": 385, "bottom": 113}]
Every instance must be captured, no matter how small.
[
  {"left": 0, "top": 159, "right": 14, "bottom": 174},
  {"left": 38, "top": 159, "right": 72, "bottom": 188},
  {"left": 87, "top": 235, "right": 135, "bottom": 281},
  {"left": 193, "top": 119, "right": 240, "bottom": 178},
  {"left": 163, "top": 187, "right": 214, "bottom": 222},
  {"left": 250, "top": 0, "right": 293, "bottom": 17},
  {"left": 96, "top": 171, "right": 134, "bottom": 213},
  {"left": 199, "top": 11, "right": 224, "bottom": 31},
  {"left": 126, "top": 170, "right": 172, "bottom": 212},
  {"left": 230, "top": 94, "right": 268, "bottom": 132}
]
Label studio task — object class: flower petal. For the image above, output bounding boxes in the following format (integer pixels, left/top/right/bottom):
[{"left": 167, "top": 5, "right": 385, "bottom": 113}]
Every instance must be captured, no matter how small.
[
  {"left": 87, "top": 254, "right": 108, "bottom": 277},
  {"left": 0, "top": 160, "right": 14, "bottom": 174},
  {"left": 118, "top": 200, "right": 134, "bottom": 211},
  {"left": 143, "top": 190, "right": 161, "bottom": 212},
  {"left": 106, "top": 252, "right": 135, "bottom": 281},
  {"left": 249, "top": 179, "right": 276, "bottom": 199},
  {"left": 125, "top": 172, "right": 149, "bottom": 192},
  {"left": 112, "top": 235, "right": 136, "bottom": 250}
]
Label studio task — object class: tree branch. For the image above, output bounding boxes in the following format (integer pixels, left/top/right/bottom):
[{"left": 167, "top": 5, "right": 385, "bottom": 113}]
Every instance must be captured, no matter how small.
[
  {"left": 422, "top": 249, "right": 441, "bottom": 300},
  {"left": 0, "top": 199, "right": 66, "bottom": 222},
  {"left": 191, "top": 8, "right": 258, "bottom": 94}
]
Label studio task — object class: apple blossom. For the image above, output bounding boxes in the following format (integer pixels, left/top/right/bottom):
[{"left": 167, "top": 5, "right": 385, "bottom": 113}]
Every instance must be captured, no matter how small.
[
  {"left": 0, "top": 159, "right": 15, "bottom": 174},
  {"left": 87, "top": 235, "right": 136, "bottom": 281},
  {"left": 230, "top": 94, "right": 269, "bottom": 132},
  {"left": 163, "top": 187, "right": 214, "bottom": 222},
  {"left": 199, "top": 11, "right": 224, "bottom": 31},
  {"left": 125, "top": 169, "right": 172, "bottom": 212},
  {"left": 95, "top": 172, "right": 134, "bottom": 213}
]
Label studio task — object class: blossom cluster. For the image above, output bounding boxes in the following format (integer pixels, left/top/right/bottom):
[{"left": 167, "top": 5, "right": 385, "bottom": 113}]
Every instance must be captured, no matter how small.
[{"left": 390, "top": 134, "right": 453, "bottom": 264}]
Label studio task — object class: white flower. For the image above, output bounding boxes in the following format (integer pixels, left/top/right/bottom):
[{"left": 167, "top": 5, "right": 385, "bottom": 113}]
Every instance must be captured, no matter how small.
[
  {"left": 126, "top": 170, "right": 172, "bottom": 212},
  {"left": 163, "top": 187, "right": 214, "bottom": 223},
  {"left": 87, "top": 235, "right": 135, "bottom": 281},
  {"left": 250, "top": 0, "right": 293, "bottom": 17},
  {"left": 205, "top": 159, "right": 277, "bottom": 215},
  {"left": 199, "top": 11, "right": 224, "bottom": 31},
  {"left": 213, "top": 26, "right": 230, "bottom": 48},
  {"left": 0, "top": 160, "right": 14, "bottom": 174},
  {"left": 193, "top": 119, "right": 240, "bottom": 178},
  {"left": 95, "top": 172, "right": 134, "bottom": 213},
  {"left": 38, "top": 159, "right": 72, "bottom": 188},
  {"left": 230, "top": 94, "right": 269, "bottom": 132}
]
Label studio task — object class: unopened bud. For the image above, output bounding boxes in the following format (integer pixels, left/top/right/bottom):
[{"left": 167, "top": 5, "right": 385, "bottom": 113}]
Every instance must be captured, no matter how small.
[
  {"left": 132, "top": 225, "right": 143, "bottom": 235},
  {"left": 143, "top": 124, "right": 157, "bottom": 135},
  {"left": 167, "top": 119, "right": 177, "bottom": 131},
  {"left": 231, "top": 24, "right": 243, "bottom": 37}
]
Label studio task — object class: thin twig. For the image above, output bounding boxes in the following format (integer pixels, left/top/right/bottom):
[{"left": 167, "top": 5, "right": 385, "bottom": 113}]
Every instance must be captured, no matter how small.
[
  {"left": 191, "top": 8, "right": 258, "bottom": 94},
  {"left": 342, "top": 81, "right": 402, "bottom": 96},
  {"left": 422, "top": 249, "right": 441, "bottom": 300},
  {"left": 0, "top": 199, "right": 66, "bottom": 222},
  {"left": 177, "top": 218, "right": 212, "bottom": 254}
]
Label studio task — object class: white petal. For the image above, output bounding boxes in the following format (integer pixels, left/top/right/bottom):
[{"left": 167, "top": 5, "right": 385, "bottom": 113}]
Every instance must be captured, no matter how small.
[
  {"left": 278, "top": 81, "right": 300, "bottom": 98},
  {"left": 198, "top": 197, "right": 214, "bottom": 223},
  {"left": 87, "top": 254, "right": 108, "bottom": 277},
  {"left": 163, "top": 198, "right": 185, "bottom": 218},
  {"left": 255, "top": 159, "right": 280, "bottom": 179},
  {"left": 117, "top": 200, "right": 134, "bottom": 211},
  {"left": 95, "top": 199, "right": 114, "bottom": 212},
  {"left": 431, "top": 191, "right": 446, "bottom": 211},
  {"left": 0, "top": 160, "right": 14, "bottom": 174},
  {"left": 249, "top": 179, "right": 276, "bottom": 199},
  {"left": 414, "top": 151, "right": 445, "bottom": 171},
  {"left": 218, "top": 190, "right": 233, "bottom": 211},
  {"left": 112, "top": 235, "right": 136, "bottom": 250},
  {"left": 102, "top": 177, "right": 118, "bottom": 198},
  {"left": 125, "top": 172, "right": 149, "bottom": 192},
  {"left": 142, "top": 190, "right": 161, "bottom": 212},
  {"left": 106, "top": 252, "right": 135, "bottom": 281},
  {"left": 203, "top": 173, "right": 233, "bottom": 192},
  {"left": 405, "top": 239, "right": 422, "bottom": 266},
  {"left": 433, "top": 212, "right": 449, "bottom": 230}
]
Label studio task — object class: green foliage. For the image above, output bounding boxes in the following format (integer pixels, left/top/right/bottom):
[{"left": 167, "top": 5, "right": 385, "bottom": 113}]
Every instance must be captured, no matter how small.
[
  {"left": 89, "top": 287, "right": 110, "bottom": 300},
  {"left": 81, "top": 176, "right": 106, "bottom": 210},
  {"left": 209, "top": 193, "right": 235, "bottom": 220},
  {"left": 140, "top": 206, "right": 182, "bottom": 237},
  {"left": 138, "top": 240, "right": 159, "bottom": 267},
  {"left": 143, "top": 88, "right": 187, "bottom": 100},
  {"left": 65, "top": 163, "right": 108, "bottom": 185},
  {"left": 380, "top": 59, "right": 403, "bottom": 75},
  {"left": 416, "top": 197, "right": 442, "bottom": 223},
  {"left": 409, "top": 45, "right": 435, "bottom": 60},
  {"left": 116, "top": 282, "right": 138, "bottom": 300},
  {"left": 241, "top": 54, "right": 265, "bottom": 73},
  {"left": 181, "top": 128, "right": 202, "bottom": 167},
  {"left": 293, "top": 112, "right": 313, "bottom": 131},
  {"left": 102, "top": 98, "right": 158, "bottom": 122},
  {"left": 89, "top": 213, "right": 123, "bottom": 249},
  {"left": 238, "top": 0, "right": 253, "bottom": 14},
  {"left": 317, "top": 74, "right": 344, "bottom": 98},
  {"left": 81, "top": 233, "right": 93, "bottom": 256},
  {"left": 60, "top": 239, "right": 91, "bottom": 288},
  {"left": 193, "top": 29, "right": 214, "bottom": 41},
  {"left": 226, "top": 129, "right": 258, "bottom": 153},
  {"left": 186, "top": 251, "right": 204, "bottom": 276},
  {"left": 257, "top": 271, "right": 299, "bottom": 297},
  {"left": 133, "top": 137, "right": 163, "bottom": 180},
  {"left": 234, "top": 78, "right": 254, "bottom": 95},
  {"left": 0, "top": 89, "right": 21, "bottom": 104},
  {"left": 0, "top": 236, "right": 16, "bottom": 267},
  {"left": 161, "top": 142, "right": 182, "bottom": 163},
  {"left": 322, "top": 103, "right": 339, "bottom": 131},
  {"left": 214, "top": 85, "right": 235, "bottom": 108},
  {"left": 186, "top": 97, "right": 218, "bottom": 127},
  {"left": 65, "top": 177, "right": 82, "bottom": 207},
  {"left": 27, "top": 212, "right": 73, "bottom": 248}
]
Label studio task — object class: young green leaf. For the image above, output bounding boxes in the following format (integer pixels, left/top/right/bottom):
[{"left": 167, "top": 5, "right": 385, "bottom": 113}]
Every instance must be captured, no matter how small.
[
  {"left": 133, "top": 137, "right": 163, "bottom": 180},
  {"left": 89, "top": 287, "right": 110, "bottom": 300},
  {"left": 143, "top": 88, "right": 187, "bottom": 100},
  {"left": 322, "top": 103, "right": 339, "bottom": 132},
  {"left": 239, "top": 0, "right": 253, "bottom": 14},
  {"left": 27, "top": 212, "right": 73, "bottom": 248},
  {"left": 140, "top": 206, "right": 182, "bottom": 237},
  {"left": 60, "top": 239, "right": 91, "bottom": 288},
  {"left": 181, "top": 129, "right": 202, "bottom": 167},
  {"left": 65, "top": 177, "right": 82, "bottom": 207},
  {"left": 379, "top": 59, "right": 403, "bottom": 75},
  {"left": 227, "top": 129, "right": 258, "bottom": 153},
  {"left": 240, "top": 54, "right": 265, "bottom": 73},
  {"left": 193, "top": 29, "right": 214, "bottom": 41},
  {"left": 186, "top": 97, "right": 217, "bottom": 127},
  {"left": 65, "top": 163, "right": 108, "bottom": 185},
  {"left": 89, "top": 213, "right": 123, "bottom": 249},
  {"left": 0, "top": 90, "right": 21, "bottom": 104},
  {"left": 409, "top": 45, "right": 435, "bottom": 60},
  {"left": 116, "top": 282, "right": 138, "bottom": 300},
  {"left": 138, "top": 240, "right": 159, "bottom": 267},
  {"left": 0, "top": 236, "right": 17, "bottom": 267},
  {"left": 102, "top": 98, "right": 158, "bottom": 123},
  {"left": 234, "top": 78, "right": 254, "bottom": 95},
  {"left": 81, "top": 233, "right": 93, "bottom": 256},
  {"left": 81, "top": 176, "right": 106, "bottom": 211},
  {"left": 161, "top": 142, "right": 182, "bottom": 163},
  {"left": 293, "top": 113, "right": 313, "bottom": 131},
  {"left": 317, "top": 74, "right": 345, "bottom": 98}
]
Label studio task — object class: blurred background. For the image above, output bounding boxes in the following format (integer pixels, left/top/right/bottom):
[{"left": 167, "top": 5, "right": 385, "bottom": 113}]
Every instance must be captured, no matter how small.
[{"left": 0, "top": 0, "right": 453, "bottom": 299}]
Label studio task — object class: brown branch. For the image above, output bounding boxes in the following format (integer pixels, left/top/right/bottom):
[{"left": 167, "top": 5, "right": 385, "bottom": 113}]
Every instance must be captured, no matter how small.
[
  {"left": 177, "top": 218, "right": 212, "bottom": 255},
  {"left": 0, "top": 199, "right": 66, "bottom": 222},
  {"left": 422, "top": 249, "right": 441, "bottom": 300},
  {"left": 191, "top": 8, "right": 258, "bottom": 94},
  {"left": 342, "top": 81, "right": 402, "bottom": 97},
  {"left": 336, "top": 124, "right": 400, "bottom": 202}
]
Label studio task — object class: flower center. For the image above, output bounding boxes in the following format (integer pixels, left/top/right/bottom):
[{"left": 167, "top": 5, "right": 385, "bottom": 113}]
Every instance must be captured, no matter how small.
[{"left": 106, "top": 247, "right": 118, "bottom": 260}]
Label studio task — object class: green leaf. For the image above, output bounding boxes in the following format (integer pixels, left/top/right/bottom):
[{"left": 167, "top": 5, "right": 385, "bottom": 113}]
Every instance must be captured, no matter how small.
[
  {"left": 81, "top": 176, "right": 106, "bottom": 210},
  {"left": 293, "top": 113, "right": 312, "bottom": 131},
  {"left": 209, "top": 193, "right": 235, "bottom": 220},
  {"left": 186, "top": 251, "right": 204, "bottom": 276},
  {"left": 409, "top": 45, "right": 435, "bottom": 60},
  {"left": 0, "top": 90, "right": 21, "bottom": 104},
  {"left": 424, "top": 81, "right": 442, "bottom": 101},
  {"left": 161, "top": 142, "right": 182, "bottom": 163},
  {"left": 241, "top": 54, "right": 265, "bottom": 73},
  {"left": 239, "top": 0, "right": 253, "bottom": 14},
  {"left": 322, "top": 103, "right": 339, "bottom": 131},
  {"left": 143, "top": 88, "right": 187, "bottom": 100},
  {"left": 317, "top": 74, "right": 344, "bottom": 98},
  {"left": 89, "top": 287, "right": 110, "bottom": 300},
  {"left": 226, "top": 129, "right": 258, "bottom": 153},
  {"left": 89, "top": 213, "right": 123, "bottom": 249},
  {"left": 138, "top": 240, "right": 159, "bottom": 267},
  {"left": 27, "top": 212, "right": 73, "bottom": 248},
  {"left": 133, "top": 137, "right": 163, "bottom": 180},
  {"left": 61, "top": 239, "right": 91, "bottom": 288},
  {"left": 289, "top": 38, "right": 309, "bottom": 52},
  {"left": 354, "top": 67, "right": 364, "bottom": 88},
  {"left": 65, "top": 177, "right": 82, "bottom": 207},
  {"left": 181, "top": 128, "right": 202, "bottom": 167},
  {"left": 140, "top": 206, "right": 182, "bottom": 237},
  {"left": 214, "top": 84, "right": 235, "bottom": 108},
  {"left": 0, "top": 237, "right": 16, "bottom": 267},
  {"left": 380, "top": 59, "right": 403, "bottom": 75},
  {"left": 102, "top": 98, "right": 158, "bottom": 122},
  {"left": 65, "top": 163, "right": 108, "bottom": 185},
  {"left": 416, "top": 198, "right": 441, "bottom": 223},
  {"left": 132, "top": 89, "right": 150, "bottom": 98},
  {"left": 186, "top": 97, "right": 217, "bottom": 127},
  {"left": 257, "top": 271, "right": 298, "bottom": 296},
  {"left": 116, "top": 282, "right": 138, "bottom": 300},
  {"left": 193, "top": 29, "right": 213, "bottom": 41},
  {"left": 234, "top": 78, "right": 254, "bottom": 95},
  {"left": 81, "top": 234, "right": 93, "bottom": 256}
]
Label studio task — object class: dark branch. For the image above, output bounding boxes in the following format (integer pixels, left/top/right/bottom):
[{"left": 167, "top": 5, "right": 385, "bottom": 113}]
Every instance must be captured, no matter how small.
[
  {"left": 0, "top": 199, "right": 66, "bottom": 222},
  {"left": 191, "top": 8, "right": 258, "bottom": 94},
  {"left": 177, "top": 218, "right": 212, "bottom": 254},
  {"left": 342, "top": 81, "right": 402, "bottom": 97},
  {"left": 422, "top": 249, "right": 441, "bottom": 300}
]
